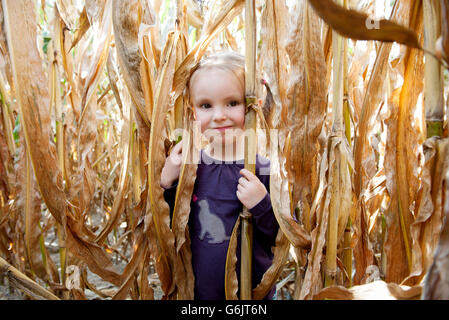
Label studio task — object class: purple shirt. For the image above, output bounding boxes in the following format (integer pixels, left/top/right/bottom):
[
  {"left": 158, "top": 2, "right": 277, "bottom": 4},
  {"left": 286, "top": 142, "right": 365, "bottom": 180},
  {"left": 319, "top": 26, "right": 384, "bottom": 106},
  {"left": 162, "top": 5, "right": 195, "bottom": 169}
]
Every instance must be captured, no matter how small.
[{"left": 164, "top": 150, "right": 279, "bottom": 300}]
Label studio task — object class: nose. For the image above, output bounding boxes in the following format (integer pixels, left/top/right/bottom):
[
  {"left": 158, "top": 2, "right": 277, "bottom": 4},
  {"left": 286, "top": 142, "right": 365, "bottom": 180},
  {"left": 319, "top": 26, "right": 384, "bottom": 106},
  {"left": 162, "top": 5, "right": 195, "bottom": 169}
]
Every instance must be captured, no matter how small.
[{"left": 212, "top": 106, "right": 227, "bottom": 122}]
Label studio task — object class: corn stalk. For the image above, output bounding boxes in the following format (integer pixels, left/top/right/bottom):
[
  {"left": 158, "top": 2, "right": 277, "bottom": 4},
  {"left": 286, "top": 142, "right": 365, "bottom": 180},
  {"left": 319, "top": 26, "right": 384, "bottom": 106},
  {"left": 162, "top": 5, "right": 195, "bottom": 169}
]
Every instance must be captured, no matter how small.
[
  {"left": 423, "top": 0, "right": 444, "bottom": 138},
  {"left": 324, "top": 0, "right": 345, "bottom": 286},
  {"left": 342, "top": 0, "right": 352, "bottom": 287},
  {"left": 240, "top": 0, "right": 257, "bottom": 300}
]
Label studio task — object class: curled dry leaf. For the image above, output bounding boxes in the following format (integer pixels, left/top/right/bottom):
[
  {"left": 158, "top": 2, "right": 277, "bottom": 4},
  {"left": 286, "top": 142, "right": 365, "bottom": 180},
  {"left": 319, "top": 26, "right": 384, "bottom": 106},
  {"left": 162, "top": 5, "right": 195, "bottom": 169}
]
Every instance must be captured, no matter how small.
[
  {"left": 299, "top": 138, "right": 332, "bottom": 299},
  {"left": 270, "top": 131, "right": 311, "bottom": 249},
  {"left": 307, "top": 0, "right": 421, "bottom": 49},
  {"left": 421, "top": 138, "right": 449, "bottom": 299},
  {"left": 404, "top": 138, "right": 448, "bottom": 285}
]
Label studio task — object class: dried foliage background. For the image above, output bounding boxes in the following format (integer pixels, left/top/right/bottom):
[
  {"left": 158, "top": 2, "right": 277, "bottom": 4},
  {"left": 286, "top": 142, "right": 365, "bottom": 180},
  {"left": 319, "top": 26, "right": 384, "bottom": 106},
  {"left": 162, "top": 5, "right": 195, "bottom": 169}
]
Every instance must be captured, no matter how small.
[{"left": 0, "top": 0, "right": 448, "bottom": 300}]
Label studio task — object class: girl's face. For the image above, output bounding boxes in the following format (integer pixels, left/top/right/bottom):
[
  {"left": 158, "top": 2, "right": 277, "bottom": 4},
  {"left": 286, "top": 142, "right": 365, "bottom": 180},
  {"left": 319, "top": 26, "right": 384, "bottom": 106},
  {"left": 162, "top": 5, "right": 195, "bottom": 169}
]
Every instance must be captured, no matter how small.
[{"left": 190, "top": 67, "right": 245, "bottom": 146}]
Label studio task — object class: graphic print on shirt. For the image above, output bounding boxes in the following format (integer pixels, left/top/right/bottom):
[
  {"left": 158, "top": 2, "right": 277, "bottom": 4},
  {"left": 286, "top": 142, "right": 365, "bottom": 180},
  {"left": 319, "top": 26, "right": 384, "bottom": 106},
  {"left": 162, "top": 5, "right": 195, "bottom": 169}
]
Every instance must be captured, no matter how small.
[{"left": 197, "top": 199, "right": 230, "bottom": 244}]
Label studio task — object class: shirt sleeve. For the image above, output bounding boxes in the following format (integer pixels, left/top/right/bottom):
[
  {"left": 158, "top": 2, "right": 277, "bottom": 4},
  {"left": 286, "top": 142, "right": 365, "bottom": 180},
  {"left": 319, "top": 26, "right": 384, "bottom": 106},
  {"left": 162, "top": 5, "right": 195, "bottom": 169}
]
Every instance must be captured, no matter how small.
[
  {"left": 248, "top": 192, "right": 279, "bottom": 245},
  {"left": 163, "top": 180, "right": 178, "bottom": 221}
]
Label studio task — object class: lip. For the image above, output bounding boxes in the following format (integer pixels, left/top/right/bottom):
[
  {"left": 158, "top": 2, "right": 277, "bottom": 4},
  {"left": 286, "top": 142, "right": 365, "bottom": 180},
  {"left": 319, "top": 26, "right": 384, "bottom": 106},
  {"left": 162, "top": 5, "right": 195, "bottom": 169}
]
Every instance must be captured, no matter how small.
[{"left": 214, "top": 126, "right": 233, "bottom": 132}]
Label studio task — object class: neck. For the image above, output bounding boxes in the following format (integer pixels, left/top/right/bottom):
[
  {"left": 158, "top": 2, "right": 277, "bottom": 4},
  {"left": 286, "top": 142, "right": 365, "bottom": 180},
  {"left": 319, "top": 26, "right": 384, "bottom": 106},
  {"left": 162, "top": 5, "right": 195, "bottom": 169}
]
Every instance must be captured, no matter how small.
[{"left": 205, "top": 137, "right": 245, "bottom": 161}]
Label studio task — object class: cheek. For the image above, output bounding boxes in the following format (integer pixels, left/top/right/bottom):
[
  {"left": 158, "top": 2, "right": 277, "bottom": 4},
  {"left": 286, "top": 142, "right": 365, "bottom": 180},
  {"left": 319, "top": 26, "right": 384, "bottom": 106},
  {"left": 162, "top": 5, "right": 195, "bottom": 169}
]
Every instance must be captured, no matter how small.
[
  {"left": 194, "top": 111, "right": 210, "bottom": 132},
  {"left": 234, "top": 106, "right": 246, "bottom": 129}
]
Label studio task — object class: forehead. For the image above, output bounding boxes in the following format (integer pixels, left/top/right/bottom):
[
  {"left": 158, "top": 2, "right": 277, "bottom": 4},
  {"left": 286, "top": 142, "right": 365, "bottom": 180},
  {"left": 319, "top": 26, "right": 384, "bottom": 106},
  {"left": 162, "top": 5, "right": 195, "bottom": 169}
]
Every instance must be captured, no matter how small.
[{"left": 189, "top": 67, "right": 244, "bottom": 100}]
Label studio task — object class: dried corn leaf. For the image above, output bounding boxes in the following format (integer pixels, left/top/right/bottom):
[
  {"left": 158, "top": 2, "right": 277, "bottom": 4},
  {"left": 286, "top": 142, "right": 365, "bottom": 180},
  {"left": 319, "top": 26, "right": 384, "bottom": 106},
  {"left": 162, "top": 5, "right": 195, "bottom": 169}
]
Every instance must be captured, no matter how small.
[
  {"left": 147, "top": 31, "right": 178, "bottom": 298},
  {"left": 384, "top": 89, "right": 409, "bottom": 284},
  {"left": 352, "top": 0, "right": 412, "bottom": 285},
  {"left": 170, "top": 119, "right": 197, "bottom": 297},
  {"left": 252, "top": 230, "right": 289, "bottom": 300},
  {"left": 138, "top": 23, "right": 156, "bottom": 123},
  {"left": 299, "top": 144, "right": 331, "bottom": 299},
  {"left": 260, "top": 0, "right": 310, "bottom": 249},
  {"left": 313, "top": 280, "right": 422, "bottom": 300},
  {"left": 139, "top": 244, "right": 155, "bottom": 300},
  {"left": 422, "top": 158, "right": 449, "bottom": 298},
  {"left": 106, "top": 51, "right": 124, "bottom": 115},
  {"left": 406, "top": 138, "right": 449, "bottom": 285},
  {"left": 95, "top": 83, "right": 132, "bottom": 244},
  {"left": 383, "top": 6, "right": 425, "bottom": 280},
  {"left": 55, "top": 0, "right": 79, "bottom": 30},
  {"left": 437, "top": 0, "right": 449, "bottom": 63},
  {"left": 0, "top": 70, "right": 15, "bottom": 157},
  {"left": 270, "top": 131, "right": 311, "bottom": 249},
  {"left": 65, "top": 225, "right": 122, "bottom": 286},
  {"left": 112, "top": 222, "right": 148, "bottom": 299},
  {"left": 54, "top": 6, "right": 81, "bottom": 122},
  {"left": 285, "top": 0, "right": 327, "bottom": 218},
  {"left": 79, "top": 0, "right": 112, "bottom": 120},
  {"left": 23, "top": 148, "right": 48, "bottom": 281},
  {"left": 388, "top": 1, "right": 424, "bottom": 283},
  {"left": 168, "top": 81, "right": 199, "bottom": 299},
  {"left": 260, "top": 0, "right": 289, "bottom": 130},
  {"left": 186, "top": 0, "right": 203, "bottom": 29},
  {"left": 3, "top": 0, "right": 66, "bottom": 226},
  {"left": 225, "top": 215, "right": 240, "bottom": 300},
  {"left": 307, "top": 0, "right": 421, "bottom": 49},
  {"left": 69, "top": 7, "right": 90, "bottom": 51},
  {"left": 112, "top": 0, "right": 154, "bottom": 135},
  {"left": 85, "top": 0, "right": 106, "bottom": 27}
]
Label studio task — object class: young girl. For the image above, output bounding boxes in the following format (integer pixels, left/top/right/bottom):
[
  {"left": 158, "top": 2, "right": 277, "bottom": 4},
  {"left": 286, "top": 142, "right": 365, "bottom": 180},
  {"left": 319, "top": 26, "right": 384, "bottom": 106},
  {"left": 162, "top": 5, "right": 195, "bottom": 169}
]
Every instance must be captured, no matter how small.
[{"left": 161, "top": 51, "right": 278, "bottom": 300}]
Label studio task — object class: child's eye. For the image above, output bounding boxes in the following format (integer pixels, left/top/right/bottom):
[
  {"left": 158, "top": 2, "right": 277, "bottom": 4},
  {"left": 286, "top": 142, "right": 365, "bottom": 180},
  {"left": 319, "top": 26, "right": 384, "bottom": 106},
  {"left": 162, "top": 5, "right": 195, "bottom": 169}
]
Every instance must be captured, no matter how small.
[
  {"left": 228, "top": 100, "right": 239, "bottom": 107},
  {"left": 200, "top": 103, "right": 212, "bottom": 109}
]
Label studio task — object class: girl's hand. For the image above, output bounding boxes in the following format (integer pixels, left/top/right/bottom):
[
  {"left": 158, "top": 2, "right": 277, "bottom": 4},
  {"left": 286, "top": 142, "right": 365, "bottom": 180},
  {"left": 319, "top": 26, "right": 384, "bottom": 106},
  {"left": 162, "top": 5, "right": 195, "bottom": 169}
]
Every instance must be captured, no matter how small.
[
  {"left": 160, "top": 141, "right": 183, "bottom": 189},
  {"left": 236, "top": 169, "right": 267, "bottom": 210}
]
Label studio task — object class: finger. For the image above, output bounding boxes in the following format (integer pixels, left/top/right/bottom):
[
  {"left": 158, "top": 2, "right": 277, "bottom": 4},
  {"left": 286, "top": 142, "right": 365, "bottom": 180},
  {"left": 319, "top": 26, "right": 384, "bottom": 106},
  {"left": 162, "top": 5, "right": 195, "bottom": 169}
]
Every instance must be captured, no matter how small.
[
  {"left": 238, "top": 176, "right": 250, "bottom": 187},
  {"left": 239, "top": 168, "right": 255, "bottom": 181},
  {"left": 173, "top": 140, "right": 183, "bottom": 154}
]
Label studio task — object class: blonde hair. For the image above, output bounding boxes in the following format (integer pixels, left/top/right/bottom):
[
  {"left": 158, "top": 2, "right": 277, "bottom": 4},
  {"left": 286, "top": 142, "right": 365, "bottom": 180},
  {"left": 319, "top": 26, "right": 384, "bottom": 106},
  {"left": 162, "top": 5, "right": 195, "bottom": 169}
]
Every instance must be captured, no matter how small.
[{"left": 188, "top": 51, "right": 245, "bottom": 95}]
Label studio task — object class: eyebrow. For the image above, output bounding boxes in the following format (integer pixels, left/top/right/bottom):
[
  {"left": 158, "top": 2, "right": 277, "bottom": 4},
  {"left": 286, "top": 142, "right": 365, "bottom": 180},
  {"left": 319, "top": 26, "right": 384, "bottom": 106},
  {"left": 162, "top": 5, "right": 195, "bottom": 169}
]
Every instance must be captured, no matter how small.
[{"left": 193, "top": 95, "right": 243, "bottom": 102}]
